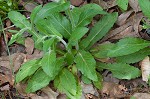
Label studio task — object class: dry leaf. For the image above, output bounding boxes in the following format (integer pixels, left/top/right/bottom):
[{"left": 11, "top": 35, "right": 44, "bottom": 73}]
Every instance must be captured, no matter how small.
[
  {"left": 0, "top": 73, "right": 14, "bottom": 86},
  {"left": 81, "top": 82, "right": 96, "bottom": 95},
  {"left": 92, "top": 0, "right": 117, "bottom": 9},
  {"left": 101, "top": 13, "right": 142, "bottom": 42},
  {"left": 25, "top": 37, "right": 34, "bottom": 55},
  {"left": 101, "top": 82, "right": 127, "bottom": 98},
  {"left": 132, "top": 93, "right": 150, "bottom": 99},
  {"left": 140, "top": 56, "right": 150, "bottom": 82},
  {"left": 41, "top": 87, "right": 59, "bottom": 99},
  {"left": 70, "top": 0, "right": 83, "bottom": 6},
  {"left": 0, "top": 84, "right": 10, "bottom": 91},
  {"left": 24, "top": 3, "right": 37, "bottom": 12},
  {"left": 116, "top": 10, "right": 133, "bottom": 26},
  {"left": 129, "top": 0, "right": 141, "bottom": 12}
]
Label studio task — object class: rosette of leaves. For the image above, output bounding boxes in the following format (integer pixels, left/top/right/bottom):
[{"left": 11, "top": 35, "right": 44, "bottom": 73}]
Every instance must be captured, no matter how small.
[{"left": 8, "top": 1, "right": 149, "bottom": 98}]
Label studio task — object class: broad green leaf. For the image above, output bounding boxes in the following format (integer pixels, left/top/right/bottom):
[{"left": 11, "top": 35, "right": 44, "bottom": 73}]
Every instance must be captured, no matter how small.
[
  {"left": 36, "top": 18, "right": 62, "bottom": 37},
  {"left": 8, "top": 27, "right": 30, "bottom": 45},
  {"left": 16, "top": 59, "right": 40, "bottom": 83},
  {"left": 41, "top": 50, "right": 56, "bottom": 77},
  {"left": 66, "top": 4, "right": 105, "bottom": 28},
  {"left": 116, "top": 47, "right": 150, "bottom": 63},
  {"left": 26, "top": 69, "right": 51, "bottom": 93},
  {"left": 65, "top": 52, "right": 74, "bottom": 65},
  {"left": 107, "top": 37, "right": 150, "bottom": 57},
  {"left": 138, "top": 0, "right": 150, "bottom": 19},
  {"left": 43, "top": 37, "right": 56, "bottom": 52},
  {"left": 117, "top": 0, "right": 128, "bottom": 11},
  {"left": 97, "top": 62, "right": 141, "bottom": 80},
  {"left": 77, "top": 3, "right": 105, "bottom": 27},
  {"left": 80, "top": 13, "right": 118, "bottom": 49},
  {"left": 34, "top": 1, "right": 70, "bottom": 23},
  {"left": 93, "top": 72, "right": 103, "bottom": 90},
  {"left": 47, "top": 13, "right": 72, "bottom": 39},
  {"left": 30, "top": 5, "right": 42, "bottom": 26},
  {"left": 91, "top": 43, "right": 115, "bottom": 58},
  {"left": 8, "top": 11, "right": 31, "bottom": 29},
  {"left": 66, "top": 7, "right": 81, "bottom": 28},
  {"left": 75, "top": 50, "right": 98, "bottom": 81},
  {"left": 54, "top": 69, "right": 81, "bottom": 99},
  {"left": 81, "top": 75, "right": 92, "bottom": 84},
  {"left": 69, "top": 27, "right": 89, "bottom": 46}
]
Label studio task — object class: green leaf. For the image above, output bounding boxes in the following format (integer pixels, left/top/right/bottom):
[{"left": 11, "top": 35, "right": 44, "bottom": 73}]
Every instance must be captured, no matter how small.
[
  {"left": 30, "top": 5, "right": 42, "bottom": 26},
  {"left": 117, "top": 0, "right": 128, "bottom": 11},
  {"left": 97, "top": 62, "right": 141, "bottom": 80},
  {"left": 91, "top": 43, "right": 115, "bottom": 58},
  {"left": 26, "top": 69, "right": 51, "bottom": 93},
  {"left": 66, "top": 7, "right": 81, "bottom": 28},
  {"left": 8, "top": 11, "right": 31, "bottom": 29},
  {"left": 107, "top": 37, "right": 150, "bottom": 57},
  {"left": 54, "top": 69, "right": 81, "bottom": 99},
  {"left": 36, "top": 18, "right": 62, "bottom": 37},
  {"left": 65, "top": 52, "right": 74, "bottom": 65},
  {"left": 80, "top": 12, "right": 118, "bottom": 49},
  {"left": 16, "top": 59, "right": 41, "bottom": 83},
  {"left": 81, "top": 75, "right": 92, "bottom": 84},
  {"left": 93, "top": 72, "right": 103, "bottom": 90},
  {"left": 116, "top": 47, "right": 150, "bottom": 63},
  {"left": 41, "top": 50, "right": 56, "bottom": 77},
  {"left": 138, "top": 0, "right": 150, "bottom": 19},
  {"left": 8, "top": 27, "right": 30, "bottom": 45},
  {"left": 34, "top": 1, "right": 70, "bottom": 23},
  {"left": 43, "top": 37, "right": 56, "bottom": 52},
  {"left": 76, "top": 3, "right": 105, "bottom": 27},
  {"left": 75, "top": 50, "right": 98, "bottom": 81},
  {"left": 69, "top": 27, "right": 89, "bottom": 46},
  {"left": 47, "top": 13, "right": 72, "bottom": 39}
]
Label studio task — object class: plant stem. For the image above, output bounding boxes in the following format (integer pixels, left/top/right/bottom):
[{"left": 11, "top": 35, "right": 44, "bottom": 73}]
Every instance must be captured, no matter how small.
[{"left": 0, "top": 17, "right": 14, "bottom": 76}]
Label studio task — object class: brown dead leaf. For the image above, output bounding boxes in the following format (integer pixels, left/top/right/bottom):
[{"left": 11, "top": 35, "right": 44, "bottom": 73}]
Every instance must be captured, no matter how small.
[
  {"left": 110, "top": 26, "right": 139, "bottom": 40},
  {"left": 13, "top": 53, "right": 26, "bottom": 72},
  {"left": 129, "top": 0, "right": 141, "bottom": 12},
  {"left": 0, "top": 73, "right": 14, "bottom": 86},
  {"left": 0, "top": 84, "right": 10, "bottom": 91},
  {"left": 132, "top": 93, "right": 150, "bottom": 99},
  {"left": 101, "top": 82, "right": 127, "bottom": 98},
  {"left": 92, "top": 0, "right": 117, "bottom": 9},
  {"left": 25, "top": 37, "right": 34, "bottom": 55},
  {"left": 81, "top": 82, "right": 99, "bottom": 98},
  {"left": 70, "top": 0, "right": 83, "bottom": 6},
  {"left": 0, "top": 53, "right": 26, "bottom": 72},
  {"left": 41, "top": 87, "right": 59, "bottom": 99},
  {"left": 101, "top": 13, "right": 143, "bottom": 42},
  {"left": 140, "top": 56, "right": 150, "bottom": 82},
  {"left": 24, "top": 2, "right": 37, "bottom": 12},
  {"left": 26, "top": 49, "right": 43, "bottom": 60},
  {"left": 116, "top": 10, "right": 133, "bottom": 26}
]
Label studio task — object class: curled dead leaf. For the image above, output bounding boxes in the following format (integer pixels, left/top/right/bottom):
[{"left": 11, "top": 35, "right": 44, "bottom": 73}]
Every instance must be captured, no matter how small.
[
  {"left": 140, "top": 56, "right": 150, "bottom": 82},
  {"left": 129, "top": 0, "right": 141, "bottom": 12},
  {"left": 25, "top": 37, "right": 34, "bottom": 55}
]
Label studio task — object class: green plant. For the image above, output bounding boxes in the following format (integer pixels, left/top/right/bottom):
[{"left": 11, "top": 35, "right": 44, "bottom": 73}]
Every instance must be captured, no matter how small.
[
  {"left": 116, "top": 0, "right": 128, "bottom": 11},
  {"left": 138, "top": 0, "right": 150, "bottom": 33},
  {"left": 0, "top": 0, "right": 19, "bottom": 18},
  {"left": 7, "top": 1, "right": 150, "bottom": 99}
]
